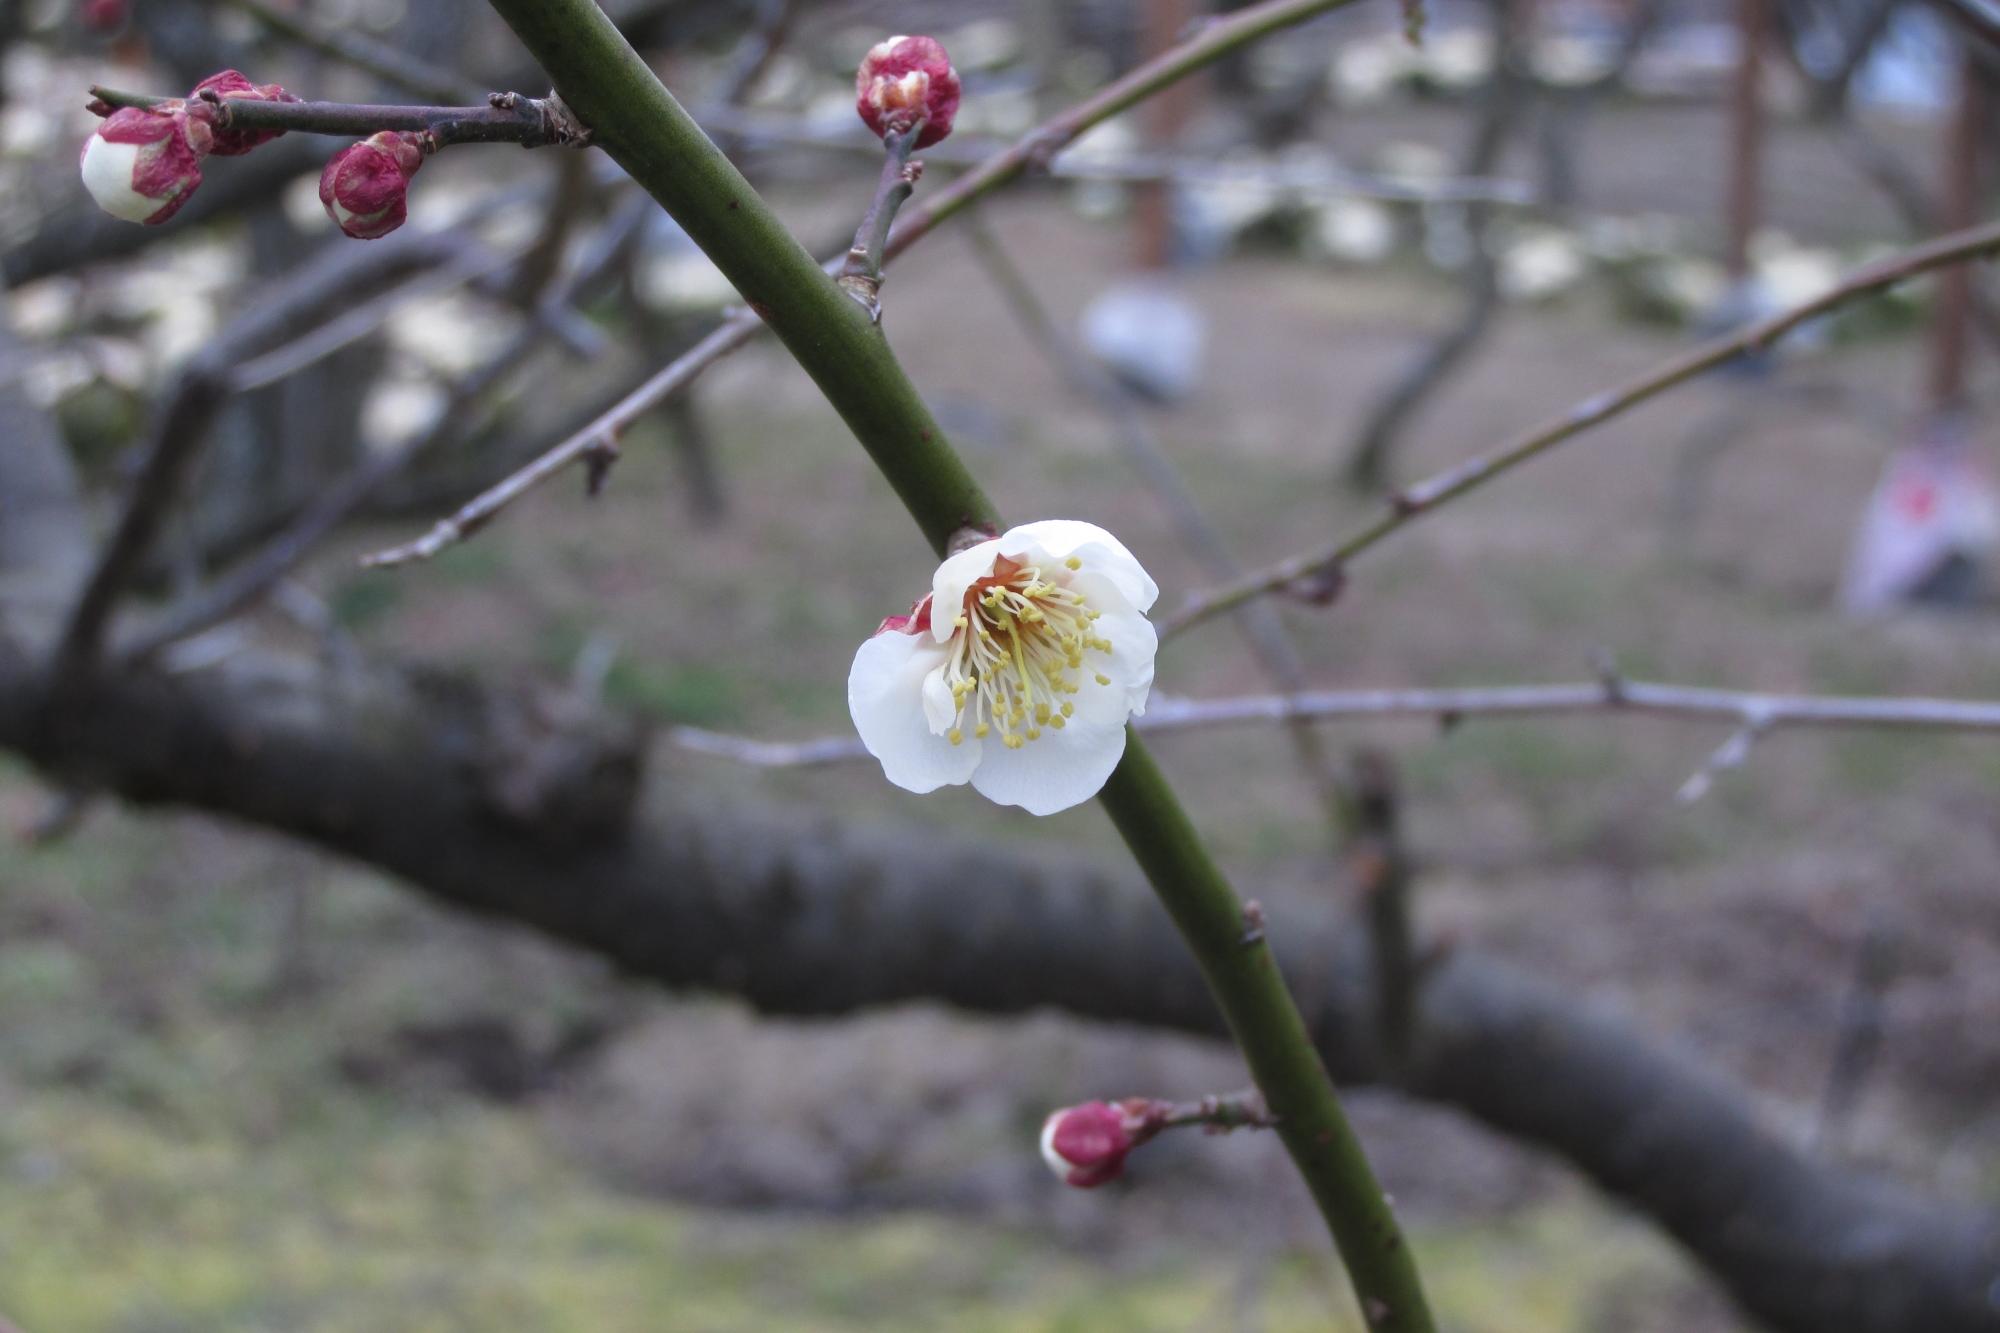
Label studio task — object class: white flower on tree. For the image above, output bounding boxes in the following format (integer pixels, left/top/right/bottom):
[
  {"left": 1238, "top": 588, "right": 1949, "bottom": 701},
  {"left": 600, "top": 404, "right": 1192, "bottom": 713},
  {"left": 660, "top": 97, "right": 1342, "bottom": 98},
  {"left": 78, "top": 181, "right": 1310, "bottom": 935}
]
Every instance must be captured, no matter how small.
[{"left": 848, "top": 520, "right": 1159, "bottom": 815}]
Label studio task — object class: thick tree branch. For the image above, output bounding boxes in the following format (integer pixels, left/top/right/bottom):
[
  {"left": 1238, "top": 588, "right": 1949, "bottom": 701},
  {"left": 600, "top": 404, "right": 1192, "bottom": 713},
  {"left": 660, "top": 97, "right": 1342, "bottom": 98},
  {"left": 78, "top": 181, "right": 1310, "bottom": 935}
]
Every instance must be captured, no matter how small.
[{"left": 0, "top": 647, "right": 1992, "bottom": 1333}]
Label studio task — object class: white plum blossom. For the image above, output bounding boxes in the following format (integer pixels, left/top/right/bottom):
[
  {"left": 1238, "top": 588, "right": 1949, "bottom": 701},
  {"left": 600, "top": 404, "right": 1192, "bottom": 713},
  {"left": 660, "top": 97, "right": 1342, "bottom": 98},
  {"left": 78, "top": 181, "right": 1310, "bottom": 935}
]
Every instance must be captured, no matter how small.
[{"left": 848, "top": 520, "right": 1158, "bottom": 816}]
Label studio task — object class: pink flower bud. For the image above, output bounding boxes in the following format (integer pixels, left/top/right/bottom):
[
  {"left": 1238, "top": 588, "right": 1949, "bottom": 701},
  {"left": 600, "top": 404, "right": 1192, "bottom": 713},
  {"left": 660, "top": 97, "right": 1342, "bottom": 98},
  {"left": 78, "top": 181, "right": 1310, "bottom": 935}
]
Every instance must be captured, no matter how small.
[
  {"left": 191, "top": 69, "right": 299, "bottom": 156},
  {"left": 79, "top": 106, "right": 207, "bottom": 226},
  {"left": 854, "top": 35, "right": 959, "bottom": 149},
  {"left": 319, "top": 131, "right": 425, "bottom": 240},
  {"left": 1039, "top": 1101, "right": 1135, "bottom": 1189}
]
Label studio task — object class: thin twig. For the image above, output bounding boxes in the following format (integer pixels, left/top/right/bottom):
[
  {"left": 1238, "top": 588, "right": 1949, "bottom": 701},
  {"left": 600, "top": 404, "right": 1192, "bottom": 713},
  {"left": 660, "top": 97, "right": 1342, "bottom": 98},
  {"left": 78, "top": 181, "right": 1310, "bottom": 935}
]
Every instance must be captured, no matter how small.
[
  {"left": 357, "top": 317, "right": 743, "bottom": 568},
  {"left": 836, "top": 126, "right": 923, "bottom": 315},
  {"left": 363, "top": 0, "right": 1370, "bottom": 565},
  {"left": 89, "top": 85, "right": 590, "bottom": 150},
  {"left": 218, "top": 0, "right": 487, "bottom": 104},
  {"left": 1163, "top": 218, "right": 2000, "bottom": 639},
  {"left": 671, "top": 676, "right": 2000, "bottom": 768}
]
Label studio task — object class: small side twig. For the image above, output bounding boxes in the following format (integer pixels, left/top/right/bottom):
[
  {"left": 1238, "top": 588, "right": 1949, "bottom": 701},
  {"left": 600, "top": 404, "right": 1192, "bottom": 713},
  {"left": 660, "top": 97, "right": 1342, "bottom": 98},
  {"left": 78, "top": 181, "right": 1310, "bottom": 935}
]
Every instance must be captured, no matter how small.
[{"left": 837, "top": 126, "right": 925, "bottom": 317}]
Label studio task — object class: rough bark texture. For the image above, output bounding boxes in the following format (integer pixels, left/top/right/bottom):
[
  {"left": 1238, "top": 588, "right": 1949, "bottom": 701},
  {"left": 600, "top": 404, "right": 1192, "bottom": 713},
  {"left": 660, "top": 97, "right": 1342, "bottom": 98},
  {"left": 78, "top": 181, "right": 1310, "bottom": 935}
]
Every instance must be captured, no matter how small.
[{"left": 1, "top": 647, "right": 1995, "bottom": 1333}]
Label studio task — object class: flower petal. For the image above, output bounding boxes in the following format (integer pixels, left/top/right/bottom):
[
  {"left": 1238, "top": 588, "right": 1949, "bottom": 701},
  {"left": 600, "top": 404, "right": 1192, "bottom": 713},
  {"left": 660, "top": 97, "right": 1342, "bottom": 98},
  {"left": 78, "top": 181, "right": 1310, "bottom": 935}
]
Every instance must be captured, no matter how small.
[
  {"left": 968, "top": 712, "right": 1130, "bottom": 816},
  {"left": 849, "top": 630, "right": 981, "bottom": 793},
  {"left": 1005, "top": 520, "right": 1158, "bottom": 612},
  {"left": 928, "top": 536, "right": 1003, "bottom": 642}
]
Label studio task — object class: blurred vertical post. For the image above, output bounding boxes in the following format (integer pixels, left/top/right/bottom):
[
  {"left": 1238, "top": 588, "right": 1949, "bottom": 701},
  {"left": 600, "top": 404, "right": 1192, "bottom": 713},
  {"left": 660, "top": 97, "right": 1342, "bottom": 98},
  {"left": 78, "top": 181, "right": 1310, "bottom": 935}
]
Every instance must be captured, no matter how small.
[
  {"left": 1137, "top": 0, "right": 1200, "bottom": 268},
  {"left": 1726, "top": 0, "right": 1767, "bottom": 281},
  {"left": 1928, "top": 48, "right": 1982, "bottom": 412}
]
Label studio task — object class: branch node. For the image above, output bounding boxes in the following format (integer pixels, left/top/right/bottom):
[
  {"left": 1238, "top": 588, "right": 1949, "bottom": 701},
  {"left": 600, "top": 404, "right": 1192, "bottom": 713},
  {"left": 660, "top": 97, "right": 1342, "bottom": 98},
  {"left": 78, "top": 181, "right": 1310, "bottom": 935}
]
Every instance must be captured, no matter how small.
[{"left": 1238, "top": 898, "right": 1267, "bottom": 947}]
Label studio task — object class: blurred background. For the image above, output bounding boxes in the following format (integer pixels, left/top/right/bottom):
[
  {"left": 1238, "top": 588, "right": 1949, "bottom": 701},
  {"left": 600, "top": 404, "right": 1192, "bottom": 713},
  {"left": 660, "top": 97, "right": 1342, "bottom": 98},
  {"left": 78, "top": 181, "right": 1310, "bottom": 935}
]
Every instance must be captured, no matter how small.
[{"left": 1, "top": 0, "right": 1997, "bottom": 1328}]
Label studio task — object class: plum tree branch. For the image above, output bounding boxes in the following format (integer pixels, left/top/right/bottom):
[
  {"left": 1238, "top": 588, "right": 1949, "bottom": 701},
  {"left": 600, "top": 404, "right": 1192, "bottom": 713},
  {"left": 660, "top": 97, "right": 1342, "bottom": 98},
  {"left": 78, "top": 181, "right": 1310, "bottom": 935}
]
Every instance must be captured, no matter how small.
[
  {"left": 671, "top": 675, "right": 2000, "bottom": 769},
  {"left": 477, "top": 0, "right": 1432, "bottom": 1325},
  {"left": 89, "top": 85, "right": 591, "bottom": 150},
  {"left": 1164, "top": 218, "right": 2000, "bottom": 639}
]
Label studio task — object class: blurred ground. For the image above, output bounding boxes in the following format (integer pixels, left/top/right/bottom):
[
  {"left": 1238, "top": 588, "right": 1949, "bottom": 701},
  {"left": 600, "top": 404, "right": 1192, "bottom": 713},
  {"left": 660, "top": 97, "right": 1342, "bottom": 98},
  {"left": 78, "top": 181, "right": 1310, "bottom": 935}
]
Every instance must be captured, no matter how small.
[{"left": 4, "top": 91, "right": 1998, "bottom": 1331}]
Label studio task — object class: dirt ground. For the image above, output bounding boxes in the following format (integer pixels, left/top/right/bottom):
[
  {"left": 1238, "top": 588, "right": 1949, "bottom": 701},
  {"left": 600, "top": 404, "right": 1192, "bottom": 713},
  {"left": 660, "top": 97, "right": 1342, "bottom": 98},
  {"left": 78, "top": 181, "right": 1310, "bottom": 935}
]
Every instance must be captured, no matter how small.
[{"left": 3, "top": 89, "right": 1996, "bottom": 1330}]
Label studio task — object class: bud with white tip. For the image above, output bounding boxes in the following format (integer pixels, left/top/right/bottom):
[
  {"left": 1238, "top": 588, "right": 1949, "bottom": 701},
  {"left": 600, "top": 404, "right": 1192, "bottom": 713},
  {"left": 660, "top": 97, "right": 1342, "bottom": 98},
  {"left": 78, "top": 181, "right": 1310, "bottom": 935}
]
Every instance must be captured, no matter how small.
[
  {"left": 855, "top": 34, "right": 960, "bottom": 148},
  {"left": 319, "top": 131, "right": 425, "bottom": 240},
  {"left": 1039, "top": 1101, "right": 1137, "bottom": 1189},
  {"left": 79, "top": 105, "right": 210, "bottom": 226}
]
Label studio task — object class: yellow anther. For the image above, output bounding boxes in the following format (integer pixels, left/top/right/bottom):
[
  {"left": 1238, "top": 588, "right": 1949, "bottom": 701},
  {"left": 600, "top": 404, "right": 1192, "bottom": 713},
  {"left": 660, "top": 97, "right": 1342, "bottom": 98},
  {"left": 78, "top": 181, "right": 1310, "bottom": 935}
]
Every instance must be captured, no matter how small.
[
  {"left": 1003, "top": 733, "right": 1025, "bottom": 750},
  {"left": 1035, "top": 703, "right": 1051, "bottom": 724},
  {"left": 1049, "top": 715, "right": 1066, "bottom": 730},
  {"left": 1095, "top": 673, "right": 1111, "bottom": 686},
  {"left": 947, "top": 728, "right": 963, "bottom": 746},
  {"left": 1026, "top": 727, "right": 1042, "bottom": 741},
  {"left": 1065, "top": 555, "right": 1082, "bottom": 570},
  {"left": 1061, "top": 702, "right": 1075, "bottom": 717},
  {"left": 953, "top": 613, "right": 967, "bottom": 629}
]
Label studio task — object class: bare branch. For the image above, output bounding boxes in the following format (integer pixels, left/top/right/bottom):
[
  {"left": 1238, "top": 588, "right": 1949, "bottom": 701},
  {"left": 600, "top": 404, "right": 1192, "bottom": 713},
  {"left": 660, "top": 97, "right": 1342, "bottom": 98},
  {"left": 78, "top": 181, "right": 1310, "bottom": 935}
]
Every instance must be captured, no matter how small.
[
  {"left": 1164, "top": 218, "right": 2000, "bottom": 639},
  {"left": 671, "top": 676, "right": 2000, "bottom": 771},
  {"left": 90, "top": 85, "right": 591, "bottom": 151}
]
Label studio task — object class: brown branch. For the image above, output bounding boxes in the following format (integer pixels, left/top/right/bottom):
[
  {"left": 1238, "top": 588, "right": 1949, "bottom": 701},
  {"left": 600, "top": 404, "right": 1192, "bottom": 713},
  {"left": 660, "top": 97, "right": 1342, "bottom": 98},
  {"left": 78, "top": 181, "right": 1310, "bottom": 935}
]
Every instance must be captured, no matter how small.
[
  {"left": 89, "top": 85, "right": 591, "bottom": 151},
  {"left": 1, "top": 645, "right": 1994, "bottom": 1333},
  {"left": 1165, "top": 219, "right": 2000, "bottom": 639}
]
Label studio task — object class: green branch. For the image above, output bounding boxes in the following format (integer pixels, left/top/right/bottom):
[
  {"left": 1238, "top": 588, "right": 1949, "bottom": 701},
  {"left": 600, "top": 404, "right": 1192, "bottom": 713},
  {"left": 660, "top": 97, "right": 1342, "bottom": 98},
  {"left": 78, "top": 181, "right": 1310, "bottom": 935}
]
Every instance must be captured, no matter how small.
[{"left": 479, "top": 0, "right": 1431, "bottom": 1326}]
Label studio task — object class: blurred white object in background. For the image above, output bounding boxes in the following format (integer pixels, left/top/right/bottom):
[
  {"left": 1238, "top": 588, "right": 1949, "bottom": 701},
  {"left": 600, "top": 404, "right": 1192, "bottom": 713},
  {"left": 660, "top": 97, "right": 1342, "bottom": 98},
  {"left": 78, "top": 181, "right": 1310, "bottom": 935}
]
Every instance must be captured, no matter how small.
[
  {"left": 1311, "top": 196, "right": 1398, "bottom": 265},
  {"left": 1842, "top": 412, "right": 2000, "bottom": 612},
  {"left": 1079, "top": 279, "right": 1206, "bottom": 405}
]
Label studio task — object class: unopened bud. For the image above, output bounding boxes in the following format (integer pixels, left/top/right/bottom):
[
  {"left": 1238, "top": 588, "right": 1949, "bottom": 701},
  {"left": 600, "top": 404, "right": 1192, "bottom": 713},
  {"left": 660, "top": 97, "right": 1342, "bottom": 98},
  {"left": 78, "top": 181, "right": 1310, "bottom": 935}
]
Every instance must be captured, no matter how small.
[
  {"left": 319, "top": 131, "right": 425, "bottom": 240},
  {"left": 1039, "top": 1101, "right": 1135, "bottom": 1189},
  {"left": 79, "top": 105, "right": 207, "bottom": 226},
  {"left": 854, "top": 35, "right": 959, "bottom": 149},
  {"left": 191, "top": 70, "right": 298, "bottom": 156}
]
